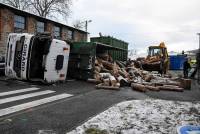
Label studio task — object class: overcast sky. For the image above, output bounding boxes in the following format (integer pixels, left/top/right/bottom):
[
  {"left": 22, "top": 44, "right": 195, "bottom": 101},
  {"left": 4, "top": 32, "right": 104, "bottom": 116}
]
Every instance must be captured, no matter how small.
[{"left": 69, "top": 0, "right": 200, "bottom": 54}]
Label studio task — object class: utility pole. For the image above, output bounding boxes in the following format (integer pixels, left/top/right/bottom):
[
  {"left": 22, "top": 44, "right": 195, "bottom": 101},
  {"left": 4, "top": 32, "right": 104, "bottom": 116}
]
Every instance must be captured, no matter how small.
[
  {"left": 197, "top": 33, "right": 200, "bottom": 84},
  {"left": 85, "top": 20, "right": 92, "bottom": 32}
]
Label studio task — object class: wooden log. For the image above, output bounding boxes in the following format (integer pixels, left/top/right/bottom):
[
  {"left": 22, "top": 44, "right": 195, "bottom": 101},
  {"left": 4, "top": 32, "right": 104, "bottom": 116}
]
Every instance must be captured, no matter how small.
[
  {"left": 103, "top": 78, "right": 110, "bottom": 86},
  {"left": 96, "top": 84, "right": 120, "bottom": 90},
  {"left": 101, "top": 68, "right": 110, "bottom": 73},
  {"left": 163, "top": 85, "right": 180, "bottom": 88},
  {"left": 95, "top": 66, "right": 101, "bottom": 73},
  {"left": 118, "top": 69, "right": 129, "bottom": 78},
  {"left": 144, "top": 75, "right": 152, "bottom": 82},
  {"left": 180, "top": 78, "right": 191, "bottom": 90},
  {"left": 116, "top": 60, "right": 125, "bottom": 68},
  {"left": 145, "top": 85, "right": 160, "bottom": 91},
  {"left": 94, "top": 73, "right": 101, "bottom": 82},
  {"left": 158, "top": 86, "right": 184, "bottom": 92},
  {"left": 87, "top": 79, "right": 101, "bottom": 84},
  {"left": 117, "top": 76, "right": 129, "bottom": 87},
  {"left": 109, "top": 75, "right": 117, "bottom": 87},
  {"left": 99, "top": 73, "right": 111, "bottom": 78},
  {"left": 142, "top": 82, "right": 154, "bottom": 86},
  {"left": 131, "top": 83, "right": 147, "bottom": 92},
  {"left": 95, "top": 59, "right": 99, "bottom": 65},
  {"left": 101, "top": 60, "right": 113, "bottom": 70},
  {"left": 112, "top": 62, "right": 119, "bottom": 76}
]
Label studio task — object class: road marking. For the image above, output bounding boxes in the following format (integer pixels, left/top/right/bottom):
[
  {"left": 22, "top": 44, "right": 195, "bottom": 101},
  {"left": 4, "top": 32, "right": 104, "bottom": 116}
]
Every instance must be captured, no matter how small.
[
  {"left": 0, "top": 90, "right": 55, "bottom": 104},
  {"left": 0, "top": 93, "right": 73, "bottom": 117},
  {"left": 0, "top": 87, "right": 40, "bottom": 97}
]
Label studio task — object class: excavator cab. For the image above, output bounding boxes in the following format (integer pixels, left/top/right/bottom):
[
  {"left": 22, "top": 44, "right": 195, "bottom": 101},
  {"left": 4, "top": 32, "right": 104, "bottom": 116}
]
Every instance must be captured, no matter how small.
[{"left": 142, "top": 42, "right": 169, "bottom": 74}]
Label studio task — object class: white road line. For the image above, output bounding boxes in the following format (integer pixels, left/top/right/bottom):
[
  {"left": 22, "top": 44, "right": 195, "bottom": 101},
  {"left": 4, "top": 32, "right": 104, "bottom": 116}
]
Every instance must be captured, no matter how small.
[
  {"left": 0, "top": 93, "right": 73, "bottom": 117},
  {"left": 0, "top": 90, "right": 55, "bottom": 105},
  {"left": 0, "top": 87, "right": 40, "bottom": 97}
]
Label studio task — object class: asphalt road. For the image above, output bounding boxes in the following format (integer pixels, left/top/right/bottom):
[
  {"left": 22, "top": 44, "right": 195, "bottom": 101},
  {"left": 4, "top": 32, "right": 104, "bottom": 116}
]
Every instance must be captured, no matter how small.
[{"left": 0, "top": 78, "right": 199, "bottom": 134}]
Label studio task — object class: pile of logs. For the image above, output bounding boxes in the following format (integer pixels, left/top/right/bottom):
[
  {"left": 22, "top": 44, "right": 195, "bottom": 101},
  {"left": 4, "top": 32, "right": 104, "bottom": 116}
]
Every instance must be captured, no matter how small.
[{"left": 88, "top": 54, "right": 191, "bottom": 92}]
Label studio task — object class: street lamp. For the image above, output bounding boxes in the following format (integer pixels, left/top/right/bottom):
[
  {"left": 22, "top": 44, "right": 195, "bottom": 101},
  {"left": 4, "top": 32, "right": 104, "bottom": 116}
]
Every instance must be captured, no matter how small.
[
  {"left": 197, "top": 33, "right": 200, "bottom": 84},
  {"left": 85, "top": 20, "right": 92, "bottom": 32},
  {"left": 197, "top": 33, "right": 200, "bottom": 52}
]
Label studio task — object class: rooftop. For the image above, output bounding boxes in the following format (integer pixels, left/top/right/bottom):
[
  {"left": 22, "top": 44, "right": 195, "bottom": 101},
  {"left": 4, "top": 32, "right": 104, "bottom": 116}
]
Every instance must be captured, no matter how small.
[{"left": 0, "top": 2, "right": 87, "bottom": 34}]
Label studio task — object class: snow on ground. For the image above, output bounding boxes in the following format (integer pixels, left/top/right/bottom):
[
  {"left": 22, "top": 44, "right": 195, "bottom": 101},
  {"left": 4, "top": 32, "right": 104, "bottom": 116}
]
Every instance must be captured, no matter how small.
[{"left": 67, "top": 99, "right": 200, "bottom": 134}]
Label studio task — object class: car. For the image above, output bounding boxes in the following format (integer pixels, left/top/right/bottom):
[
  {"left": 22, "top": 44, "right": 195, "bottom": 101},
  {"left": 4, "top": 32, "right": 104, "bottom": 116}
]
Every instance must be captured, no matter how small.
[{"left": 0, "top": 56, "right": 5, "bottom": 75}]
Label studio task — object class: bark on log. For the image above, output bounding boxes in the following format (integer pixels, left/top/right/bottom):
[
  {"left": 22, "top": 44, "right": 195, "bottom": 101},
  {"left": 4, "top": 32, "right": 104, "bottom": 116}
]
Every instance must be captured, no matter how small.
[
  {"left": 117, "top": 76, "right": 129, "bottom": 87},
  {"left": 116, "top": 61, "right": 125, "bottom": 68},
  {"left": 131, "top": 83, "right": 146, "bottom": 92},
  {"left": 158, "top": 86, "right": 184, "bottom": 92},
  {"left": 101, "top": 60, "right": 113, "bottom": 70},
  {"left": 109, "top": 75, "right": 117, "bottom": 87},
  {"left": 145, "top": 85, "right": 160, "bottom": 91},
  {"left": 180, "top": 78, "right": 191, "bottom": 90},
  {"left": 103, "top": 78, "right": 110, "bottom": 86},
  {"left": 96, "top": 84, "right": 120, "bottom": 90},
  {"left": 144, "top": 75, "right": 152, "bottom": 82}
]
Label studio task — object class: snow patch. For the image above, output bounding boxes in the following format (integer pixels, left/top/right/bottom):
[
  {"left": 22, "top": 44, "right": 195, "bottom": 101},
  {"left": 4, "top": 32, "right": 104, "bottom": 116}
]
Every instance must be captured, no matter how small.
[{"left": 67, "top": 99, "right": 200, "bottom": 134}]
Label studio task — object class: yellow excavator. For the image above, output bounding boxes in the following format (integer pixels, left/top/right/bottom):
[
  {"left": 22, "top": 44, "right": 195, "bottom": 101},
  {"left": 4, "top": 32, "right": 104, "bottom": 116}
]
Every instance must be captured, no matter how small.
[{"left": 140, "top": 42, "right": 169, "bottom": 74}]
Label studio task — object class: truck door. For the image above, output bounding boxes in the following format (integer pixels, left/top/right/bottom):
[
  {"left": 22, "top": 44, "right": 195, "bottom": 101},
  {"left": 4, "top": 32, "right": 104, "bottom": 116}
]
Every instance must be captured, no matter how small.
[{"left": 44, "top": 39, "right": 70, "bottom": 83}]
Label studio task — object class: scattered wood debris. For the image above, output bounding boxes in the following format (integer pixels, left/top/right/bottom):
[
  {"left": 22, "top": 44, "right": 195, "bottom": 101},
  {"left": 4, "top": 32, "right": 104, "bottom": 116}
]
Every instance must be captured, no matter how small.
[{"left": 90, "top": 53, "right": 191, "bottom": 92}]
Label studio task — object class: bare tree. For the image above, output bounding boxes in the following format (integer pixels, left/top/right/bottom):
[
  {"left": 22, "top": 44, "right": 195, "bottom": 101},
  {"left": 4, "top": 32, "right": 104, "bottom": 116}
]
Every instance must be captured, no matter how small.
[
  {"left": 73, "top": 20, "right": 84, "bottom": 30},
  {"left": 1, "top": 0, "right": 72, "bottom": 19},
  {"left": 30, "top": 0, "right": 72, "bottom": 18},
  {"left": 2, "top": 0, "right": 31, "bottom": 10}
]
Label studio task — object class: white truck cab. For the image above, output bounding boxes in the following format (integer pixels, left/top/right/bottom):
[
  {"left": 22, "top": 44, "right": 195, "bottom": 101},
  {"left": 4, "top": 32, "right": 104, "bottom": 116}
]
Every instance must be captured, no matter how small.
[{"left": 5, "top": 33, "right": 70, "bottom": 83}]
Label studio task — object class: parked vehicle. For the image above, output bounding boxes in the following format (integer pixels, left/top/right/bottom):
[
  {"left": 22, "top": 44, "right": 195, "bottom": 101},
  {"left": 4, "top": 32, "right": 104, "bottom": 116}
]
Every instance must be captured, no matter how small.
[
  {"left": 0, "top": 56, "right": 5, "bottom": 75},
  {"left": 5, "top": 33, "right": 70, "bottom": 83}
]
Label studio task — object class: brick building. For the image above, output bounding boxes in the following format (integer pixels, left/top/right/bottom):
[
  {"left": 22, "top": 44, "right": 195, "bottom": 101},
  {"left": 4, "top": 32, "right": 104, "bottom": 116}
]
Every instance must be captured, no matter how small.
[{"left": 0, "top": 3, "right": 88, "bottom": 56}]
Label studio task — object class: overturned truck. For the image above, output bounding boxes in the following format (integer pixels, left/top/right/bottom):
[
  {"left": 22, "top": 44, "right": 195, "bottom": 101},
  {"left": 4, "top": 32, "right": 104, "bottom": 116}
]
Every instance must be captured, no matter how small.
[{"left": 5, "top": 33, "right": 70, "bottom": 83}]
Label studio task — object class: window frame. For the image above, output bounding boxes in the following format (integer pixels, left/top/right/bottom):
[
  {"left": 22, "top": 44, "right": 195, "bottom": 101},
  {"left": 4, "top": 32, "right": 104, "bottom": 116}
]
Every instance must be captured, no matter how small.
[
  {"left": 53, "top": 26, "right": 61, "bottom": 39},
  {"left": 36, "top": 21, "right": 45, "bottom": 33},
  {"left": 67, "top": 29, "right": 74, "bottom": 40},
  {"left": 14, "top": 15, "right": 26, "bottom": 33}
]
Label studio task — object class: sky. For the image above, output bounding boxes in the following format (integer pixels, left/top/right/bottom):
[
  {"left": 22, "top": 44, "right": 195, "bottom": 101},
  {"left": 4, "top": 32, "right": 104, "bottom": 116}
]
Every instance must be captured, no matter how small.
[{"left": 68, "top": 0, "right": 200, "bottom": 55}]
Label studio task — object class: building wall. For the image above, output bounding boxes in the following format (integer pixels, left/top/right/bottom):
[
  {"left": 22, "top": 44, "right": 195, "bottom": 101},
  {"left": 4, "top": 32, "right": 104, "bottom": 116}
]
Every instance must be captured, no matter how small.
[
  {"left": 0, "top": 7, "right": 87, "bottom": 56},
  {"left": 27, "top": 17, "right": 36, "bottom": 34},
  {"left": 0, "top": 8, "right": 14, "bottom": 56},
  {"left": 74, "top": 31, "right": 87, "bottom": 42}
]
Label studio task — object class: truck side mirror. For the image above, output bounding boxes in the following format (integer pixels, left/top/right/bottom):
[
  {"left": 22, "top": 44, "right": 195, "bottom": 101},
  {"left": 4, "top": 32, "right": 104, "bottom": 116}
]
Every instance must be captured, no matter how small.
[{"left": 55, "top": 55, "right": 64, "bottom": 70}]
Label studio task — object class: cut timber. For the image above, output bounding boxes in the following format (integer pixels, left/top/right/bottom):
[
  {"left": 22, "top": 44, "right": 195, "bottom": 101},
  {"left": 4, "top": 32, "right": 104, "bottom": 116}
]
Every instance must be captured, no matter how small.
[
  {"left": 144, "top": 75, "right": 152, "bottom": 82},
  {"left": 101, "top": 60, "right": 113, "bottom": 70},
  {"left": 119, "top": 69, "right": 129, "bottom": 78},
  {"left": 116, "top": 61, "right": 125, "bottom": 68},
  {"left": 117, "top": 76, "right": 129, "bottom": 87},
  {"left": 99, "top": 73, "right": 111, "bottom": 78},
  {"left": 87, "top": 79, "right": 101, "bottom": 84},
  {"left": 103, "top": 78, "right": 110, "bottom": 86},
  {"left": 158, "top": 86, "right": 184, "bottom": 92},
  {"left": 131, "top": 83, "right": 146, "bottom": 92},
  {"left": 180, "top": 78, "right": 191, "bottom": 90},
  {"left": 96, "top": 85, "right": 120, "bottom": 90},
  {"left": 109, "top": 75, "right": 117, "bottom": 87},
  {"left": 145, "top": 85, "right": 160, "bottom": 91},
  {"left": 95, "top": 66, "right": 101, "bottom": 72}
]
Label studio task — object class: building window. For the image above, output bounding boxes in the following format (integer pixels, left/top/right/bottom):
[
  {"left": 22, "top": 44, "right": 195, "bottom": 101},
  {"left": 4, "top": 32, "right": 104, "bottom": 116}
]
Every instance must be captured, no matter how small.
[
  {"left": 36, "top": 21, "right": 45, "bottom": 33},
  {"left": 67, "top": 30, "right": 73, "bottom": 40},
  {"left": 14, "top": 15, "right": 25, "bottom": 32},
  {"left": 54, "top": 26, "right": 61, "bottom": 39}
]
